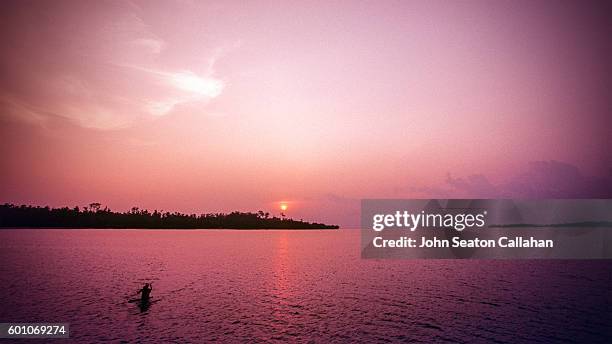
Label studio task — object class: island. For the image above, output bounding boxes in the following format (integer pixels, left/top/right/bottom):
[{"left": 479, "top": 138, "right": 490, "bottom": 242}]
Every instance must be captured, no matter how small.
[{"left": 0, "top": 203, "right": 339, "bottom": 229}]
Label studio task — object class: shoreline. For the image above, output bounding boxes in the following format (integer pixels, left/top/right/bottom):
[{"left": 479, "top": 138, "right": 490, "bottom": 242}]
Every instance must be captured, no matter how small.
[{"left": 0, "top": 227, "right": 341, "bottom": 230}]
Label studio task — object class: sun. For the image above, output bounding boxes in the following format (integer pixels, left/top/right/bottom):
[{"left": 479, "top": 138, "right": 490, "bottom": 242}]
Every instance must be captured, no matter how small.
[{"left": 280, "top": 203, "right": 288, "bottom": 211}]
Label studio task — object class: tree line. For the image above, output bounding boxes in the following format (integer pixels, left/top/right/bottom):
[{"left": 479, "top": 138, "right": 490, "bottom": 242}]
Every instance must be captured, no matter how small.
[{"left": 0, "top": 203, "right": 339, "bottom": 229}]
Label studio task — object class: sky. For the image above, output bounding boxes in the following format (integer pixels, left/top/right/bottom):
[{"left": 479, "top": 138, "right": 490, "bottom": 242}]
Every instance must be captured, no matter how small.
[{"left": 1, "top": 0, "right": 610, "bottom": 227}]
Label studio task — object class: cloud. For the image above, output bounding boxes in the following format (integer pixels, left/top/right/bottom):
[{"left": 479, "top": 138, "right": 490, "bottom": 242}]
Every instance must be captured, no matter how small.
[
  {"left": 0, "top": 1, "right": 226, "bottom": 129},
  {"left": 122, "top": 66, "right": 225, "bottom": 116},
  {"left": 407, "top": 161, "right": 612, "bottom": 198},
  {"left": 445, "top": 173, "right": 499, "bottom": 197},
  {"left": 503, "top": 161, "right": 612, "bottom": 198},
  {"left": 131, "top": 38, "right": 165, "bottom": 54},
  {"left": 0, "top": 95, "right": 47, "bottom": 126},
  {"left": 170, "top": 71, "right": 224, "bottom": 97},
  {"left": 147, "top": 100, "right": 182, "bottom": 117}
]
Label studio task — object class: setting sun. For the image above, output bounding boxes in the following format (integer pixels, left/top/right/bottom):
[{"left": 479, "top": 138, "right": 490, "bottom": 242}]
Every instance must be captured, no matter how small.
[{"left": 280, "top": 203, "right": 288, "bottom": 211}]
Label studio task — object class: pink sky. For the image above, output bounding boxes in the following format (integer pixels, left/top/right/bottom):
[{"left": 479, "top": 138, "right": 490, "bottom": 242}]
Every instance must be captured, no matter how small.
[{"left": 1, "top": 1, "right": 609, "bottom": 227}]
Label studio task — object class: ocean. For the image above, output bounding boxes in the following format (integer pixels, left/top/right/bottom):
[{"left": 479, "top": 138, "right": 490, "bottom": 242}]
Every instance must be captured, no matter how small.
[{"left": 0, "top": 229, "right": 610, "bottom": 343}]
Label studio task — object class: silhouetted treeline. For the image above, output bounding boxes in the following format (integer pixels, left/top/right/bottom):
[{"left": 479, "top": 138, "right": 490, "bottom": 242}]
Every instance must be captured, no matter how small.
[{"left": 0, "top": 203, "right": 339, "bottom": 229}]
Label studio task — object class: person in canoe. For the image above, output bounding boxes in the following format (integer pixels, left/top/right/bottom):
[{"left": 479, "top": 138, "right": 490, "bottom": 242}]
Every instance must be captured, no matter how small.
[{"left": 137, "top": 283, "right": 153, "bottom": 302}]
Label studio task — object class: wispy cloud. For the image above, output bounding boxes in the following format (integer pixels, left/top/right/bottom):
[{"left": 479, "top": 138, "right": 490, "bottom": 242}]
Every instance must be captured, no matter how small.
[
  {"left": 131, "top": 38, "right": 166, "bottom": 54},
  {"left": 0, "top": 95, "right": 47, "bottom": 126},
  {"left": 120, "top": 65, "right": 225, "bottom": 116},
  {"left": 170, "top": 70, "right": 224, "bottom": 97},
  {"left": 0, "top": 1, "right": 229, "bottom": 129}
]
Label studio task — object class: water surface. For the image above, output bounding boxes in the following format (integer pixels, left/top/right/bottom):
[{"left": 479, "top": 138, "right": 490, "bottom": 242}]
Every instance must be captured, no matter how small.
[{"left": 0, "top": 229, "right": 610, "bottom": 342}]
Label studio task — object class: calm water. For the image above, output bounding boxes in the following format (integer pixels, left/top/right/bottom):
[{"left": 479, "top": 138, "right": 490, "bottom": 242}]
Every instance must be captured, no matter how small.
[{"left": 0, "top": 229, "right": 610, "bottom": 343}]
